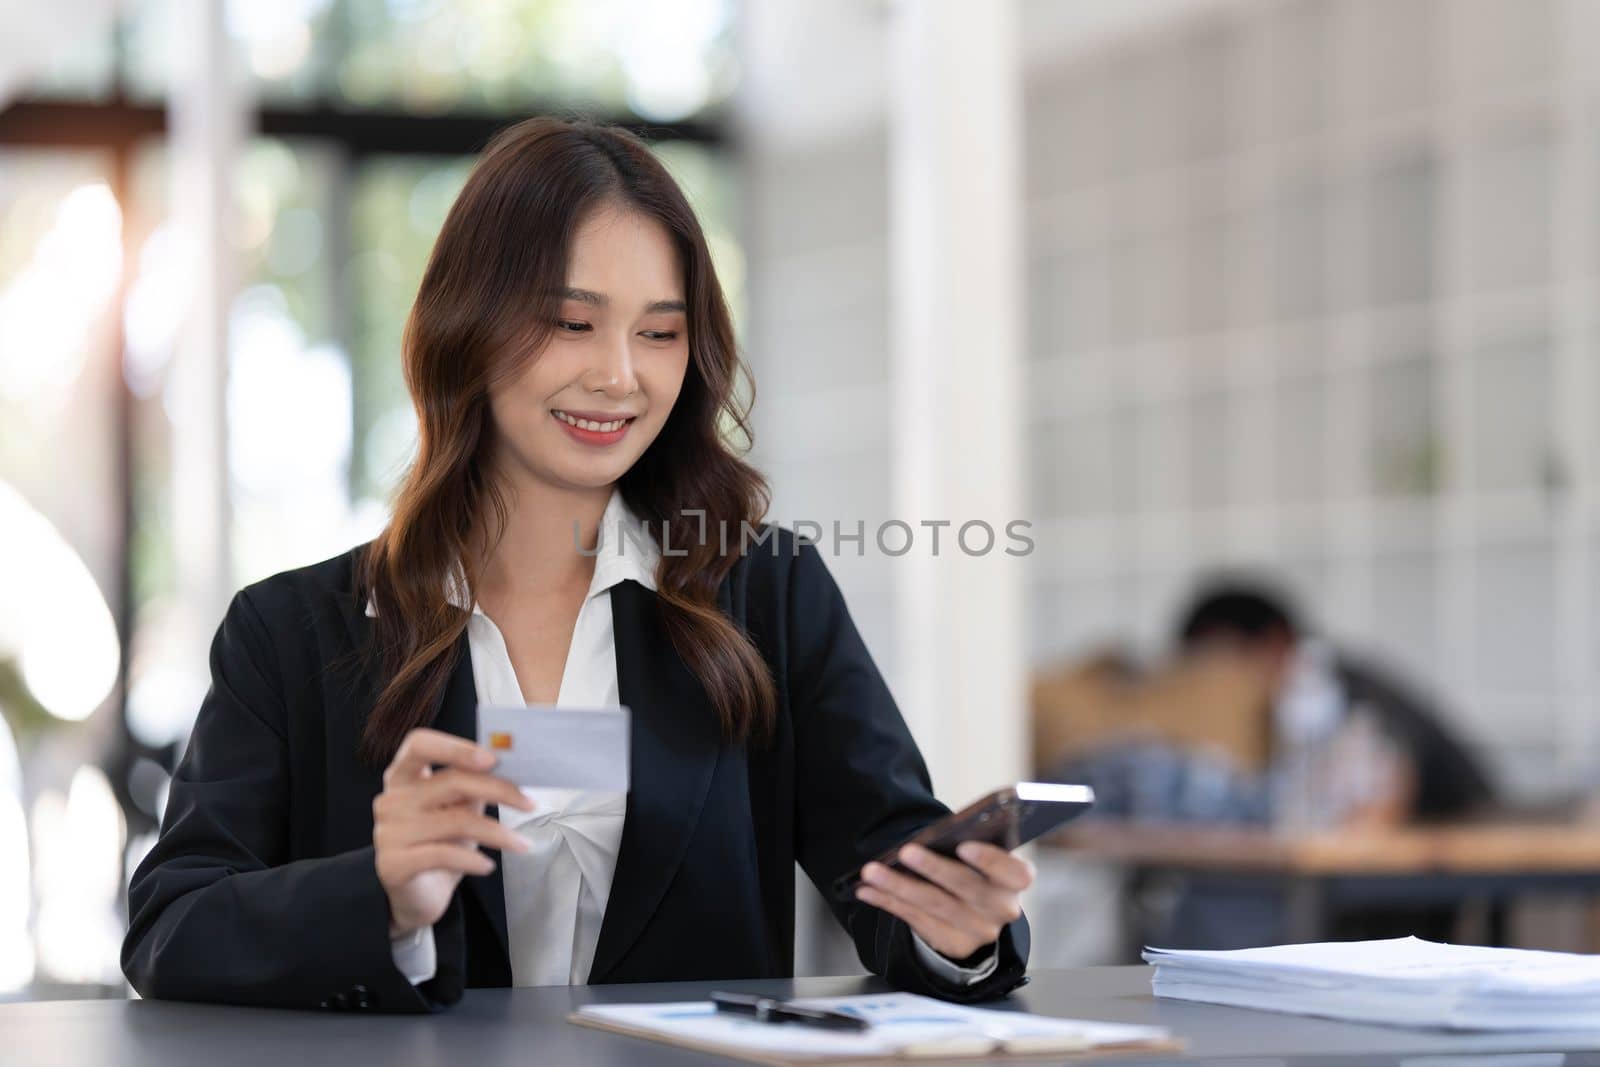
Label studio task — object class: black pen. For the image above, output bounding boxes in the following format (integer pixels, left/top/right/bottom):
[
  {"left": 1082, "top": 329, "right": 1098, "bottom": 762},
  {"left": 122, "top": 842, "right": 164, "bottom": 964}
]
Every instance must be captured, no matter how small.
[{"left": 710, "top": 991, "right": 871, "bottom": 1032}]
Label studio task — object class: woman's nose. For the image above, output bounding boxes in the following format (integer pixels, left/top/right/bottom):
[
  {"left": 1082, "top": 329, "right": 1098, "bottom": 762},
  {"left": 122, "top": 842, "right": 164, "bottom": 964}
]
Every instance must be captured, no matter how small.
[{"left": 583, "top": 334, "right": 638, "bottom": 397}]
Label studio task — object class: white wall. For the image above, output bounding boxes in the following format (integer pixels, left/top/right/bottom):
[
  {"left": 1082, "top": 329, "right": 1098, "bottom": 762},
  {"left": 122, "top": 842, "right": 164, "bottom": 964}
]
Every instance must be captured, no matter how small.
[{"left": 1020, "top": 0, "right": 1600, "bottom": 802}]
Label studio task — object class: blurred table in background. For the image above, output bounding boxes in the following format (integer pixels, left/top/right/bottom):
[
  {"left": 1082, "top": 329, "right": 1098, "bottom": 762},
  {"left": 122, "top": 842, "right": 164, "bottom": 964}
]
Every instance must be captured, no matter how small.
[{"left": 1048, "top": 818, "right": 1600, "bottom": 949}]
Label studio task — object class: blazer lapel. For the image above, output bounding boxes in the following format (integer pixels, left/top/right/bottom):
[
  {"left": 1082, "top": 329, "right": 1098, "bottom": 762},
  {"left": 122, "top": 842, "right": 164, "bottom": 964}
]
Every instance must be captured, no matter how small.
[
  {"left": 586, "top": 578, "right": 724, "bottom": 982},
  {"left": 429, "top": 633, "right": 513, "bottom": 973},
  {"left": 335, "top": 557, "right": 512, "bottom": 974},
  {"left": 329, "top": 588, "right": 388, "bottom": 836}
]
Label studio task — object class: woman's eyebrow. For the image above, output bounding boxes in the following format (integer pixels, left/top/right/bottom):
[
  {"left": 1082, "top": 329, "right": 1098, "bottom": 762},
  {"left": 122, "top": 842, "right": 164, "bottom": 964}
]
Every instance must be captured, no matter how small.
[{"left": 555, "top": 286, "right": 686, "bottom": 314}]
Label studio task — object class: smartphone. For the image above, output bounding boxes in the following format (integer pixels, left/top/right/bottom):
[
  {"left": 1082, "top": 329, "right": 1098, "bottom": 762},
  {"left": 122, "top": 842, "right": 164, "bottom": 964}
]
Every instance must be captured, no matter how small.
[{"left": 832, "top": 782, "right": 1095, "bottom": 904}]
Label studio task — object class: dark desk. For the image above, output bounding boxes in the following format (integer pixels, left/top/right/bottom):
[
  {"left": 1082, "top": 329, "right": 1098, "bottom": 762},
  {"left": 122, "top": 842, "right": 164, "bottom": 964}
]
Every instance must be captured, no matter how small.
[{"left": 6, "top": 968, "right": 1600, "bottom": 1066}]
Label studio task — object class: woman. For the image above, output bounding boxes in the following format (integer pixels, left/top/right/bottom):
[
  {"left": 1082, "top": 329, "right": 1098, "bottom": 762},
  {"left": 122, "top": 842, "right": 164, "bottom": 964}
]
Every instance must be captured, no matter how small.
[{"left": 121, "top": 117, "right": 1032, "bottom": 1013}]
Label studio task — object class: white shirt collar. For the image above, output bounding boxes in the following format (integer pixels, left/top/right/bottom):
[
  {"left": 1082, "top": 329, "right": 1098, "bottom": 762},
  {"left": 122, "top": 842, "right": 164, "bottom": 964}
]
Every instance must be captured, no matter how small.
[
  {"left": 364, "top": 487, "right": 659, "bottom": 619},
  {"left": 585, "top": 485, "right": 661, "bottom": 597}
]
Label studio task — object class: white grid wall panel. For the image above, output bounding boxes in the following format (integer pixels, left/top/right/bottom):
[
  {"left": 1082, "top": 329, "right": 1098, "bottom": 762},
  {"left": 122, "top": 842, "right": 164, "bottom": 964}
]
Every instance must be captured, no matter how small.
[{"left": 1021, "top": 0, "right": 1600, "bottom": 802}]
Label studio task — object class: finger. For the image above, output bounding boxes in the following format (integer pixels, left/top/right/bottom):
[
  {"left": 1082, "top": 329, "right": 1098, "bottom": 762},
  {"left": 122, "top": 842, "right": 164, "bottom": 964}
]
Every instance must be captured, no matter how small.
[
  {"left": 898, "top": 844, "right": 1020, "bottom": 922},
  {"left": 859, "top": 862, "right": 998, "bottom": 943},
  {"left": 855, "top": 885, "right": 984, "bottom": 959},
  {"left": 954, "top": 841, "right": 1035, "bottom": 892},
  {"left": 898, "top": 844, "right": 990, "bottom": 900},
  {"left": 384, "top": 728, "right": 494, "bottom": 786},
  {"left": 398, "top": 792, "right": 487, "bottom": 832},
  {"left": 408, "top": 769, "right": 535, "bottom": 813},
  {"left": 374, "top": 772, "right": 530, "bottom": 822},
  {"left": 441, "top": 792, "right": 489, "bottom": 818},
  {"left": 377, "top": 808, "right": 530, "bottom": 855},
  {"left": 388, "top": 842, "right": 496, "bottom": 882}
]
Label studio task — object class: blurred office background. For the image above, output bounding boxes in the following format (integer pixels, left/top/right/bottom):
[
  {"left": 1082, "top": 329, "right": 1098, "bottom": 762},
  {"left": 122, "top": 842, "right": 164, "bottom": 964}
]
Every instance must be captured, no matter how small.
[{"left": 5, "top": 0, "right": 1600, "bottom": 1000}]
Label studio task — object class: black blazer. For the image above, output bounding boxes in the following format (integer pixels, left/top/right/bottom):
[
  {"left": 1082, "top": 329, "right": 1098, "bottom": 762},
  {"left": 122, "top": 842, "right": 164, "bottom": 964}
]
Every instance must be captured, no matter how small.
[{"left": 121, "top": 524, "right": 1029, "bottom": 1012}]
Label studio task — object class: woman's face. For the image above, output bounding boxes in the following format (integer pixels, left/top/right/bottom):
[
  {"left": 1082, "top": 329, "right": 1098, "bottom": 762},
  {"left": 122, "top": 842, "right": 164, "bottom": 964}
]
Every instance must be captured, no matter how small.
[{"left": 488, "top": 203, "right": 690, "bottom": 493}]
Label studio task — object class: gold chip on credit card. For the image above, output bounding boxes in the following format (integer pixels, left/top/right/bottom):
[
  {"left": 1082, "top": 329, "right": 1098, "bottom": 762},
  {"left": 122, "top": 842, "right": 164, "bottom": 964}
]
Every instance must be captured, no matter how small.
[{"left": 488, "top": 731, "right": 513, "bottom": 750}]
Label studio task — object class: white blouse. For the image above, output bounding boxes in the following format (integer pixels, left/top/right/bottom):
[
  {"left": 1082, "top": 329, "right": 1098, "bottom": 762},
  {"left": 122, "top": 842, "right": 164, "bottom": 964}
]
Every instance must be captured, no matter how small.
[{"left": 385, "top": 488, "right": 995, "bottom": 987}]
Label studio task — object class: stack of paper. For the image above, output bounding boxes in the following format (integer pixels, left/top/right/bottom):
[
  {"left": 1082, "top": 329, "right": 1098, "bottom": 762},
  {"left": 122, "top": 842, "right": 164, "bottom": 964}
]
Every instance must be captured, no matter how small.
[
  {"left": 572, "top": 992, "right": 1175, "bottom": 1063},
  {"left": 1145, "top": 936, "right": 1600, "bottom": 1031}
]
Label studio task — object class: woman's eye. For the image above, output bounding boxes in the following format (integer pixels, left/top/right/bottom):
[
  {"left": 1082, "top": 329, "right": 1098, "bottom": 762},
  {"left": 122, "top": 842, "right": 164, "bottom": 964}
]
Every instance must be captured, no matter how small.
[{"left": 556, "top": 321, "right": 675, "bottom": 340}]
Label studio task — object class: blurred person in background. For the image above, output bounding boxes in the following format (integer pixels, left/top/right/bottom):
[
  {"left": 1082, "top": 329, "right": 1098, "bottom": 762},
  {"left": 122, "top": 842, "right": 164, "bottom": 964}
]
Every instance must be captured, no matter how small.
[
  {"left": 118, "top": 116, "right": 1033, "bottom": 1012},
  {"left": 1176, "top": 578, "right": 1495, "bottom": 830},
  {"left": 1135, "top": 577, "right": 1495, "bottom": 949}
]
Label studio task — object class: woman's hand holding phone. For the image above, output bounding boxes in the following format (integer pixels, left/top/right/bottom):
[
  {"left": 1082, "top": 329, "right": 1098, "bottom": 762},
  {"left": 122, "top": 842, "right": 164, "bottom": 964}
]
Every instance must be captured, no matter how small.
[
  {"left": 853, "top": 841, "right": 1035, "bottom": 960},
  {"left": 372, "top": 728, "right": 536, "bottom": 939}
]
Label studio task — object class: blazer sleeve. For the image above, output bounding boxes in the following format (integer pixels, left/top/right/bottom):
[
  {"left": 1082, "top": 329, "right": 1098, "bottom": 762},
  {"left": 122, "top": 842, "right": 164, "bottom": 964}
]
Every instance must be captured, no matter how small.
[
  {"left": 784, "top": 537, "right": 1029, "bottom": 1003},
  {"left": 120, "top": 589, "right": 445, "bottom": 1013}
]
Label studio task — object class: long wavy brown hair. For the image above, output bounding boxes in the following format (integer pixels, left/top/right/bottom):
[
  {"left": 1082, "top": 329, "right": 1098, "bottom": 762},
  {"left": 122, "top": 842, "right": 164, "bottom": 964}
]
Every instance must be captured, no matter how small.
[{"left": 356, "top": 116, "right": 776, "bottom": 768}]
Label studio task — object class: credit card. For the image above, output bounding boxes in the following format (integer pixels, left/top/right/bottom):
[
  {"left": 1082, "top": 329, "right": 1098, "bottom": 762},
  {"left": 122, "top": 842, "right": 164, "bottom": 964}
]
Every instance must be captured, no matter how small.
[{"left": 475, "top": 704, "right": 630, "bottom": 791}]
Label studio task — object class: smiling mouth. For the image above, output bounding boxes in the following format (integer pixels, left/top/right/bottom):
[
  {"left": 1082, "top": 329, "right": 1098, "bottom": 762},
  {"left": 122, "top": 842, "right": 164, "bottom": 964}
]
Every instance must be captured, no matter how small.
[{"left": 551, "top": 410, "right": 636, "bottom": 432}]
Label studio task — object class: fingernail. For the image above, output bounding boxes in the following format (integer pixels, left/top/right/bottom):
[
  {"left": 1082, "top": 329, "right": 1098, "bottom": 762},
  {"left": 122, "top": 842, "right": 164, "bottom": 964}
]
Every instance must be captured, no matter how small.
[
  {"left": 475, "top": 749, "right": 495, "bottom": 766},
  {"left": 957, "top": 842, "right": 980, "bottom": 862},
  {"left": 862, "top": 863, "right": 882, "bottom": 883},
  {"left": 901, "top": 845, "right": 923, "bottom": 865}
]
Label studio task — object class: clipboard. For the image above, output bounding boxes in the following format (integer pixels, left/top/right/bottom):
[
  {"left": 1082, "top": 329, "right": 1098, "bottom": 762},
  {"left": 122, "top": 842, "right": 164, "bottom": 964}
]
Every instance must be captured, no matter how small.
[{"left": 566, "top": 993, "right": 1184, "bottom": 1065}]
